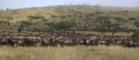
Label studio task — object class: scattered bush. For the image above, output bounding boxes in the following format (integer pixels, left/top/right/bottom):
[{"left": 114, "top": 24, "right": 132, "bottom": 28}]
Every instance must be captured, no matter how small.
[{"left": 47, "top": 20, "right": 77, "bottom": 30}]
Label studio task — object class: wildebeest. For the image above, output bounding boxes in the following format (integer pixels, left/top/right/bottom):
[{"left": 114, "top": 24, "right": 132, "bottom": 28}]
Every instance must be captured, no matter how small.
[{"left": 0, "top": 31, "right": 139, "bottom": 48}]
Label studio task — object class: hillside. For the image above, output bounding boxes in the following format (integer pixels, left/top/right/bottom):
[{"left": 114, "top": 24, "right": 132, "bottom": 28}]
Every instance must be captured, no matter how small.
[{"left": 0, "top": 5, "right": 139, "bottom": 35}]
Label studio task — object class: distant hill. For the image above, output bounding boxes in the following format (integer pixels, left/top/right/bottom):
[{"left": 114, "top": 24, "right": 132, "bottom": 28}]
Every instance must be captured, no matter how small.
[{"left": 0, "top": 5, "right": 139, "bottom": 33}]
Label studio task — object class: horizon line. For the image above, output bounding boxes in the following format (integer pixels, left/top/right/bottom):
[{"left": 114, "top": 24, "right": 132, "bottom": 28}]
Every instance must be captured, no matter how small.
[{"left": 1, "top": 4, "right": 139, "bottom": 10}]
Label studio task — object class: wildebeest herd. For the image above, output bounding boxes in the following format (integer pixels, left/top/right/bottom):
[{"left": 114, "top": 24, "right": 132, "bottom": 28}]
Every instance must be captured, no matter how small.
[{"left": 0, "top": 31, "right": 139, "bottom": 48}]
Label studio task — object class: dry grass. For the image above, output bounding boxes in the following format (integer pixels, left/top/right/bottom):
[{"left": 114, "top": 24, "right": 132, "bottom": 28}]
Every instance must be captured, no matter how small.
[{"left": 0, "top": 46, "right": 139, "bottom": 60}]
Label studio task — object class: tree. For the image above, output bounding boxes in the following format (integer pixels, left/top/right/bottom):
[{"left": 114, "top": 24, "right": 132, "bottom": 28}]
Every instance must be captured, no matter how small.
[
  {"left": 131, "top": 32, "right": 139, "bottom": 38},
  {"left": 47, "top": 20, "right": 77, "bottom": 30},
  {"left": 28, "top": 15, "right": 45, "bottom": 21},
  {"left": 135, "top": 21, "right": 139, "bottom": 27},
  {"left": 18, "top": 21, "right": 32, "bottom": 32}
]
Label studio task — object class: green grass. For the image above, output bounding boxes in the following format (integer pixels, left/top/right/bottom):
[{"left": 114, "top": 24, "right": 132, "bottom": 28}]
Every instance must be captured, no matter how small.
[
  {"left": 1, "top": 5, "right": 139, "bottom": 33},
  {"left": 0, "top": 46, "right": 139, "bottom": 60}
]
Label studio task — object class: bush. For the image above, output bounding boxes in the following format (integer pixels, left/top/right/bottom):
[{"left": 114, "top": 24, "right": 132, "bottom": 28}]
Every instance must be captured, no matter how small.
[
  {"left": 18, "top": 21, "right": 32, "bottom": 32},
  {"left": 47, "top": 20, "right": 77, "bottom": 30},
  {"left": 132, "top": 32, "right": 139, "bottom": 38},
  {"left": 135, "top": 21, "right": 139, "bottom": 27}
]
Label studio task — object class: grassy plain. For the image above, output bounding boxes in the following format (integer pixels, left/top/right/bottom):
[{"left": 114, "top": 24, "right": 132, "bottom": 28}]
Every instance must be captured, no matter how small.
[{"left": 0, "top": 46, "right": 139, "bottom": 60}]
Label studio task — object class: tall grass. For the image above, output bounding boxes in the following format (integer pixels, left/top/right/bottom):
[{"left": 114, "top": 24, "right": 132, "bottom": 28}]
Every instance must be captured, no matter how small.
[{"left": 0, "top": 46, "right": 139, "bottom": 60}]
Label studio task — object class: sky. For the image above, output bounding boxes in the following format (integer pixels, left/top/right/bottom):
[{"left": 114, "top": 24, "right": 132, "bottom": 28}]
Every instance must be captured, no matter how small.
[{"left": 0, "top": 0, "right": 139, "bottom": 9}]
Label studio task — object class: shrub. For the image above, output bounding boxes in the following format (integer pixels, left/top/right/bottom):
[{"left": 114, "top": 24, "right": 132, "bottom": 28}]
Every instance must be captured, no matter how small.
[
  {"left": 132, "top": 32, "right": 139, "bottom": 38},
  {"left": 47, "top": 20, "right": 77, "bottom": 30},
  {"left": 18, "top": 21, "right": 32, "bottom": 32}
]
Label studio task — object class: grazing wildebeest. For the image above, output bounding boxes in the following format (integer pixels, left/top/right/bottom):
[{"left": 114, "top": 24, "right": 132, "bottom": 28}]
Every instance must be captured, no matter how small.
[
  {"left": 0, "top": 38, "right": 8, "bottom": 46},
  {"left": 6, "top": 38, "right": 17, "bottom": 46},
  {"left": 41, "top": 38, "right": 49, "bottom": 47},
  {"left": 89, "top": 39, "right": 98, "bottom": 46},
  {"left": 0, "top": 31, "right": 139, "bottom": 48},
  {"left": 22, "top": 38, "right": 33, "bottom": 46}
]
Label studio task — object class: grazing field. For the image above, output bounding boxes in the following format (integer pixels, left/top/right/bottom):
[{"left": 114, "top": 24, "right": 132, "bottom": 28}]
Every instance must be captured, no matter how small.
[
  {"left": 0, "top": 46, "right": 139, "bottom": 60},
  {"left": 0, "top": 4, "right": 139, "bottom": 60}
]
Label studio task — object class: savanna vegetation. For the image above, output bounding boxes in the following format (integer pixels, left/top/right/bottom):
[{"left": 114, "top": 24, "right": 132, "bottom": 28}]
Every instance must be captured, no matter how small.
[
  {"left": 0, "top": 46, "right": 139, "bottom": 60},
  {"left": 0, "top": 5, "right": 139, "bottom": 34},
  {"left": 0, "top": 5, "right": 139, "bottom": 60}
]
